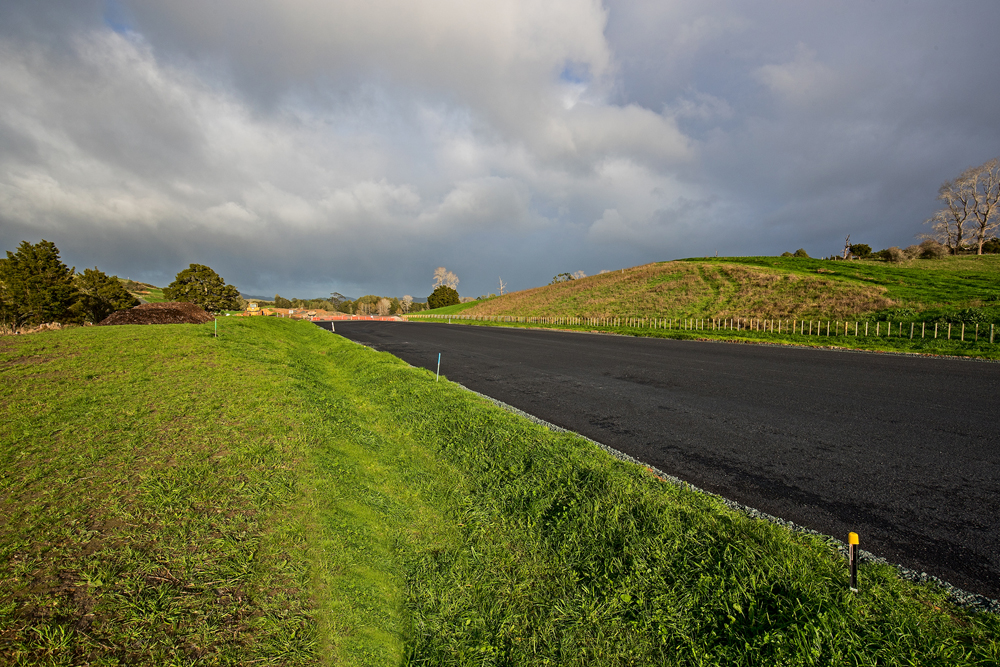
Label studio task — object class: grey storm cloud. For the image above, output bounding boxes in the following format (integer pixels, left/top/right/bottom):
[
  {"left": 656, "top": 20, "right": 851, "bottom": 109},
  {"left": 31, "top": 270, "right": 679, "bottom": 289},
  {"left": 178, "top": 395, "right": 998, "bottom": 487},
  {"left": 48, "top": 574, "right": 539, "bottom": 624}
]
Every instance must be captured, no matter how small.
[{"left": 1, "top": 0, "right": 999, "bottom": 298}]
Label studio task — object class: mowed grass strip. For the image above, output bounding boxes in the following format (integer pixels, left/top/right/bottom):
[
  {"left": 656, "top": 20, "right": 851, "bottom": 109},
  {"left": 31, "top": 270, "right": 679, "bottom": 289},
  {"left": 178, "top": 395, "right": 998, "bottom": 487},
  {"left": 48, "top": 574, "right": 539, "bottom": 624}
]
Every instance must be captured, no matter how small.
[{"left": 2, "top": 318, "right": 999, "bottom": 665}]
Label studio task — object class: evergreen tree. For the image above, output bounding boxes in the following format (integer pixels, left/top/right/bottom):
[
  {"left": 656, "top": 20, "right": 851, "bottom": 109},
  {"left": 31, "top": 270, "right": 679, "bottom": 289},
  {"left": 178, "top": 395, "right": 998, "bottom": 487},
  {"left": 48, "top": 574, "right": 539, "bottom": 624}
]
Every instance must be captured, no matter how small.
[
  {"left": 163, "top": 264, "right": 241, "bottom": 312},
  {"left": 427, "top": 285, "right": 460, "bottom": 309},
  {"left": 274, "top": 294, "right": 292, "bottom": 308},
  {"left": 0, "top": 240, "right": 80, "bottom": 328},
  {"left": 76, "top": 267, "right": 140, "bottom": 323}
]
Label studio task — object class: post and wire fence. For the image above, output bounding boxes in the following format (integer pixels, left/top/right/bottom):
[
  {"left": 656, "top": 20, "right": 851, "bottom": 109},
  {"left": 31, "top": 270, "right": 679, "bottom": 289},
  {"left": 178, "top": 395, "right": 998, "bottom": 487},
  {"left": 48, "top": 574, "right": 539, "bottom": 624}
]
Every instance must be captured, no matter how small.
[{"left": 408, "top": 313, "right": 997, "bottom": 345}]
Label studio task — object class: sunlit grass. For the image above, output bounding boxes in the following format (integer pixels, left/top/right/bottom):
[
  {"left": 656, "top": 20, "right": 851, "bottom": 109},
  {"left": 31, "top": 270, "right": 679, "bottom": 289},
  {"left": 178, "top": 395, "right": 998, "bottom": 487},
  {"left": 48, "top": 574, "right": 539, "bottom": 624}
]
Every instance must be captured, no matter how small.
[{"left": 2, "top": 318, "right": 999, "bottom": 665}]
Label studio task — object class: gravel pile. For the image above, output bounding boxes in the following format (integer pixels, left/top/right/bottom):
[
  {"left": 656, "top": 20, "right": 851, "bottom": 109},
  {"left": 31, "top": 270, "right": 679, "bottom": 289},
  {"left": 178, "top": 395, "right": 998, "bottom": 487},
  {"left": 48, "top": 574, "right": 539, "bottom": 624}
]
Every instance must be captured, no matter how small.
[{"left": 98, "top": 301, "right": 215, "bottom": 326}]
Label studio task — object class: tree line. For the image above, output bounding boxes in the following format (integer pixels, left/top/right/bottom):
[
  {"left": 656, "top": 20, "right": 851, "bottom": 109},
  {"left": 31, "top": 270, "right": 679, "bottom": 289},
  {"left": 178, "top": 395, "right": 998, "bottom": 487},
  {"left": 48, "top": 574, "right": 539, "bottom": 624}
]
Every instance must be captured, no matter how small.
[
  {"left": 0, "top": 240, "right": 139, "bottom": 331},
  {"left": 0, "top": 240, "right": 249, "bottom": 332},
  {"left": 266, "top": 293, "right": 428, "bottom": 316}
]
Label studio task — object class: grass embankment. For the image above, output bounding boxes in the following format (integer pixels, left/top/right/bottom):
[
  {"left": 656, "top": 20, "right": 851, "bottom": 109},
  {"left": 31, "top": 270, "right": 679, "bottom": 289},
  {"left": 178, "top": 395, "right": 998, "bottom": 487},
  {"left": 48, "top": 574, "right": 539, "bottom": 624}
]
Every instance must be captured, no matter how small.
[
  {"left": 417, "top": 301, "right": 480, "bottom": 316},
  {"left": 123, "top": 280, "right": 167, "bottom": 303},
  {"left": 411, "top": 256, "right": 1000, "bottom": 357},
  {"left": 444, "top": 256, "right": 1000, "bottom": 321},
  {"left": 2, "top": 319, "right": 999, "bottom": 665}
]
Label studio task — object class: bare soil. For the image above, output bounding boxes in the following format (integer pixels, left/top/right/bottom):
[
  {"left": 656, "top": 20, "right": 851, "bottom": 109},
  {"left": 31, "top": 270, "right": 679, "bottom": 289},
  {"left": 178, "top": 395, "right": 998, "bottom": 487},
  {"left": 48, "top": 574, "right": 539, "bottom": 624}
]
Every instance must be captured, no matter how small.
[{"left": 98, "top": 302, "right": 214, "bottom": 326}]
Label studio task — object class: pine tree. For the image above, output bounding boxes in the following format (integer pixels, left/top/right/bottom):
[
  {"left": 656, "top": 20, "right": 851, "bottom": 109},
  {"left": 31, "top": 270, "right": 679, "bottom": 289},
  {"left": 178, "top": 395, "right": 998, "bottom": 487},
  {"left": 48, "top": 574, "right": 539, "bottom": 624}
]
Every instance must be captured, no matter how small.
[
  {"left": 0, "top": 240, "right": 80, "bottom": 328},
  {"left": 163, "top": 264, "right": 241, "bottom": 312},
  {"left": 76, "top": 267, "right": 140, "bottom": 323}
]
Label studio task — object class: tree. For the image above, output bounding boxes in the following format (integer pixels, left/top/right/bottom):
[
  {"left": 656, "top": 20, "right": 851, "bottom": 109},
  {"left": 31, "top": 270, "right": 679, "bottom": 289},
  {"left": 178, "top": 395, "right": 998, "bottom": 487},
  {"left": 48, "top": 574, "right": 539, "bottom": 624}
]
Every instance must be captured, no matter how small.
[
  {"left": 76, "top": 267, "right": 139, "bottom": 323},
  {"left": 0, "top": 240, "right": 80, "bottom": 328},
  {"left": 793, "top": 248, "right": 810, "bottom": 258},
  {"left": 400, "top": 295, "right": 414, "bottom": 313},
  {"left": 376, "top": 297, "right": 391, "bottom": 316},
  {"left": 432, "top": 267, "right": 459, "bottom": 289},
  {"left": 273, "top": 295, "right": 292, "bottom": 308},
  {"left": 163, "top": 264, "right": 241, "bottom": 312},
  {"left": 427, "top": 285, "right": 460, "bottom": 309},
  {"left": 966, "top": 158, "right": 1000, "bottom": 254},
  {"left": 848, "top": 243, "right": 872, "bottom": 258},
  {"left": 926, "top": 177, "right": 973, "bottom": 253},
  {"left": 926, "top": 158, "right": 1000, "bottom": 254}
]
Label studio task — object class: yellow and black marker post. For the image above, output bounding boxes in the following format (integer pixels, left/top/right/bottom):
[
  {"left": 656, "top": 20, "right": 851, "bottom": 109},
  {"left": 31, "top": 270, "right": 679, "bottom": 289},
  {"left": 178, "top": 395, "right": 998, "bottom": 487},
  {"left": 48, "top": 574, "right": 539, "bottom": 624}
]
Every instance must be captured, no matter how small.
[{"left": 848, "top": 532, "right": 859, "bottom": 592}]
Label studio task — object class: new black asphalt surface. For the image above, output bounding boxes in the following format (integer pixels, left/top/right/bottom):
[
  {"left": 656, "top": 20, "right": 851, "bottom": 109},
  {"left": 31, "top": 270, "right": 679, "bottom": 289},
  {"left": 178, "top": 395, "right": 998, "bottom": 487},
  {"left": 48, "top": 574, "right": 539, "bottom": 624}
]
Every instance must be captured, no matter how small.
[{"left": 318, "top": 320, "right": 1000, "bottom": 599}]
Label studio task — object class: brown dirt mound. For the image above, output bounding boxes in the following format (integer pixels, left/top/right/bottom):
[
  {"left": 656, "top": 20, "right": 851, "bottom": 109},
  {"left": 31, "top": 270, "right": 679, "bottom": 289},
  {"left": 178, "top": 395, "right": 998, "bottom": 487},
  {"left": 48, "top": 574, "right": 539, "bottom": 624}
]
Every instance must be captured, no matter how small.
[{"left": 98, "top": 301, "right": 215, "bottom": 326}]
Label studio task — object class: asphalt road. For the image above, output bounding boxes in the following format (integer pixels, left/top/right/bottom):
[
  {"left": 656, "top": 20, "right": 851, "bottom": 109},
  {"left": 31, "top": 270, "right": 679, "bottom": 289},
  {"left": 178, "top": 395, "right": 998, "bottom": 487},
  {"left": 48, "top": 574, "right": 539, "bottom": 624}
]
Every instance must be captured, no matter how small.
[{"left": 318, "top": 320, "right": 1000, "bottom": 599}]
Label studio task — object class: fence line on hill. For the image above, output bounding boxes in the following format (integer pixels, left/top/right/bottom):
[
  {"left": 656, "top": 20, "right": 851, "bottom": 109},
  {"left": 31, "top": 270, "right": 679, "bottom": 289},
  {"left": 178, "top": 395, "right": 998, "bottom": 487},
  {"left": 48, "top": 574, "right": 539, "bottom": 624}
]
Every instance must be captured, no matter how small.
[{"left": 408, "top": 314, "right": 997, "bottom": 345}]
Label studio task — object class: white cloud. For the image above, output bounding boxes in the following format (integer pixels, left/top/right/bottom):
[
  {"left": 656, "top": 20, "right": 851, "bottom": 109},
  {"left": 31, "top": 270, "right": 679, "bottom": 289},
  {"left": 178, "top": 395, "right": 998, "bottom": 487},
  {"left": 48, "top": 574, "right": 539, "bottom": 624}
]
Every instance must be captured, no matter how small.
[
  {"left": 754, "top": 44, "right": 844, "bottom": 108},
  {"left": 3, "top": 0, "right": 999, "bottom": 296}
]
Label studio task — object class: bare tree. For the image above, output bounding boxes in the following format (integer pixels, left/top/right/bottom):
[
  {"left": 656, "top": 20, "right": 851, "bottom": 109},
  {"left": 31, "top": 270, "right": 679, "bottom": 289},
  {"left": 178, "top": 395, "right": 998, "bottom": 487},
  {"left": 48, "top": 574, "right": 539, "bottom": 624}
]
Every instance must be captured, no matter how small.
[
  {"left": 498, "top": 276, "right": 507, "bottom": 295},
  {"left": 842, "top": 235, "right": 851, "bottom": 260},
  {"left": 571, "top": 270, "right": 587, "bottom": 279},
  {"left": 400, "top": 295, "right": 413, "bottom": 314},
  {"left": 925, "top": 164, "right": 986, "bottom": 253},
  {"left": 965, "top": 158, "right": 1000, "bottom": 254},
  {"left": 432, "top": 267, "right": 459, "bottom": 289},
  {"left": 376, "top": 297, "right": 391, "bottom": 316}
]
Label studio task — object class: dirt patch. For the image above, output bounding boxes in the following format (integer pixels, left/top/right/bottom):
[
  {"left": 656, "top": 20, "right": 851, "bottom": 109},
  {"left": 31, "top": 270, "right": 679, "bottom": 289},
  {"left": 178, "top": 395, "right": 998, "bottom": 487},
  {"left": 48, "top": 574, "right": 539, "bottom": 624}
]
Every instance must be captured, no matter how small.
[{"left": 98, "top": 302, "right": 215, "bottom": 326}]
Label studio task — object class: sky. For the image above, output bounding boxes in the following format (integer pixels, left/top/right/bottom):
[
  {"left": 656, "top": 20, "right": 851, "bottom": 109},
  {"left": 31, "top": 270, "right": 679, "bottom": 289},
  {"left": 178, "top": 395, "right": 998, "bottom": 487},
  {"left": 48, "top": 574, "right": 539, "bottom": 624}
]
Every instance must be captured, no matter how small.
[{"left": 2, "top": 1, "right": 999, "bottom": 300}]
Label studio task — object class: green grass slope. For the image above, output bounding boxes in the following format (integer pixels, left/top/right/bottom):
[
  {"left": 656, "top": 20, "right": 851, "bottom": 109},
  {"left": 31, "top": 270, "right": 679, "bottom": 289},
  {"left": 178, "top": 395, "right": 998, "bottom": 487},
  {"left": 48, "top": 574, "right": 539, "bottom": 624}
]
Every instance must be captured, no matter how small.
[
  {"left": 123, "top": 280, "right": 168, "bottom": 303},
  {"left": 418, "top": 300, "right": 480, "bottom": 315},
  {"left": 2, "top": 319, "right": 999, "bottom": 665},
  {"left": 444, "top": 256, "right": 1000, "bottom": 322}
]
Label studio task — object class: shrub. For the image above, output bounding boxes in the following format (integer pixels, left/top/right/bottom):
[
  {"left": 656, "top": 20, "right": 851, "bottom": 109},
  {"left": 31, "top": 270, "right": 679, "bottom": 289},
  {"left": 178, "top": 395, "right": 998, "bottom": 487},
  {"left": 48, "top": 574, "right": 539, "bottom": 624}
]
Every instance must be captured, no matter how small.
[
  {"left": 982, "top": 238, "right": 1000, "bottom": 254},
  {"left": 918, "top": 238, "right": 949, "bottom": 259},
  {"left": 903, "top": 244, "right": 922, "bottom": 259},
  {"left": 793, "top": 248, "right": 809, "bottom": 258},
  {"left": 954, "top": 308, "right": 992, "bottom": 324},
  {"left": 780, "top": 251, "right": 793, "bottom": 257},
  {"left": 427, "top": 285, "right": 460, "bottom": 309},
  {"left": 876, "top": 247, "right": 906, "bottom": 263}
]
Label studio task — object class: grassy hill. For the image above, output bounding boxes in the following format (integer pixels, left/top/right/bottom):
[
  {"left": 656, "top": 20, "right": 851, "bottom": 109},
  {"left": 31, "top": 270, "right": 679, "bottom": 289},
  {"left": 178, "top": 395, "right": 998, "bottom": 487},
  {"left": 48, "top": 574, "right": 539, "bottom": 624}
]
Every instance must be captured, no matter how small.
[
  {"left": 123, "top": 280, "right": 168, "bottom": 303},
  {"left": 2, "top": 319, "right": 999, "bottom": 664},
  {"left": 447, "top": 256, "right": 1000, "bottom": 322},
  {"left": 418, "top": 300, "right": 480, "bottom": 316}
]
